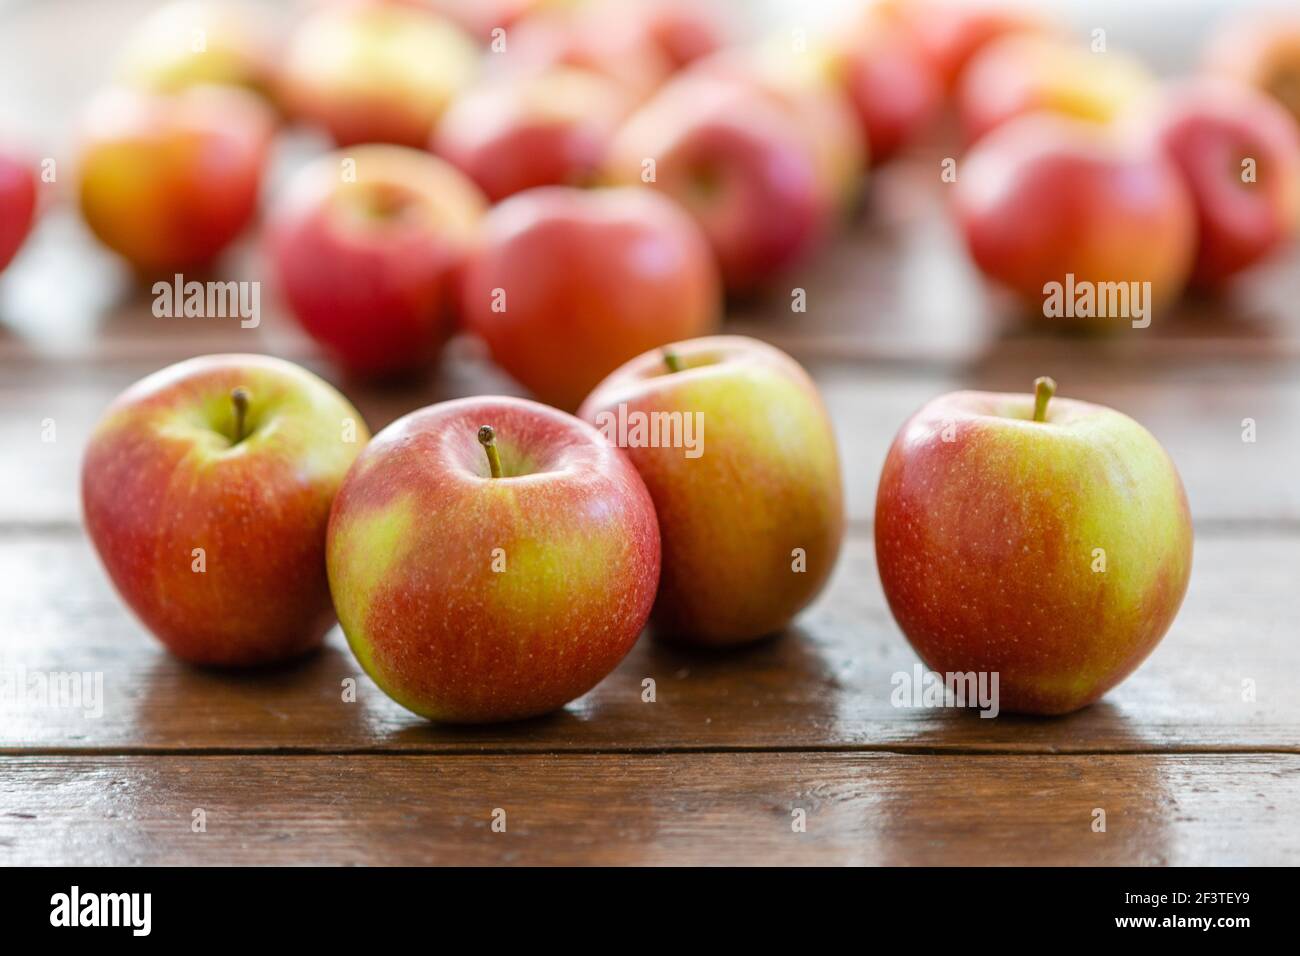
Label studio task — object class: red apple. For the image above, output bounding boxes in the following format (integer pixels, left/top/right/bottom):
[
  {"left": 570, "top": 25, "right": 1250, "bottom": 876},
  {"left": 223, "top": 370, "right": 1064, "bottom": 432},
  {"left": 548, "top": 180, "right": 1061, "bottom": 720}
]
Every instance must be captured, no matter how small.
[
  {"left": 875, "top": 377, "right": 1193, "bottom": 715},
  {"left": 1205, "top": 10, "right": 1300, "bottom": 130},
  {"left": 619, "top": 0, "right": 730, "bottom": 72},
  {"left": 432, "top": 66, "right": 631, "bottom": 202},
  {"left": 76, "top": 85, "right": 274, "bottom": 274},
  {"left": 605, "top": 71, "right": 840, "bottom": 294},
  {"left": 327, "top": 395, "right": 660, "bottom": 722},
  {"left": 0, "top": 147, "right": 37, "bottom": 274},
  {"left": 279, "top": 3, "right": 479, "bottom": 147},
  {"left": 952, "top": 114, "right": 1196, "bottom": 324},
  {"left": 83, "top": 354, "right": 370, "bottom": 667},
  {"left": 578, "top": 335, "right": 844, "bottom": 646},
  {"left": 266, "top": 145, "right": 487, "bottom": 379},
  {"left": 1142, "top": 79, "right": 1300, "bottom": 289},
  {"left": 461, "top": 186, "right": 721, "bottom": 409}
]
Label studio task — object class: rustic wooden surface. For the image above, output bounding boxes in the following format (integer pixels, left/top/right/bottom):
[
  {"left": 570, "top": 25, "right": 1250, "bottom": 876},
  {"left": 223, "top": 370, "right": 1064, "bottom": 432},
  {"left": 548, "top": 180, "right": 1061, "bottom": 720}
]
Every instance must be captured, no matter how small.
[{"left": 2, "top": 0, "right": 1299, "bottom": 866}]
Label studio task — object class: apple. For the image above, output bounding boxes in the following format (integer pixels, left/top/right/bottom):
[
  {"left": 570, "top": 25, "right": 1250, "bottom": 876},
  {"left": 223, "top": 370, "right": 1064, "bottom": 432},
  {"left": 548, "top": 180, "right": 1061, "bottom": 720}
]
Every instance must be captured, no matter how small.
[
  {"left": 461, "top": 186, "right": 721, "bottom": 410},
  {"left": 82, "top": 354, "right": 370, "bottom": 667},
  {"left": 875, "top": 377, "right": 1193, "bottom": 715},
  {"left": 76, "top": 85, "right": 274, "bottom": 275},
  {"left": 578, "top": 335, "right": 844, "bottom": 646},
  {"left": 619, "top": 0, "right": 730, "bottom": 72},
  {"left": 279, "top": 3, "right": 479, "bottom": 147},
  {"left": 952, "top": 114, "right": 1196, "bottom": 324},
  {"left": 958, "top": 34, "right": 1155, "bottom": 145},
  {"left": 266, "top": 144, "right": 487, "bottom": 379},
  {"left": 113, "top": 0, "right": 277, "bottom": 100},
  {"left": 605, "top": 70, "right": 842, "bottom": 294},
  {"left": 1205, "top": 10, "right": 1300, "bottom": 129},
  {"left": 1142, "top": 79, "right": 1300, "bottom": 289},
  {"left": 327, "top": 395, "right": 660, "bottom": 722},
  {"left": 432, "top": 66, "right": 631, "bottom": 202},
  {"left": 0, "top": 147, "right": 37, "bottom": 274}
]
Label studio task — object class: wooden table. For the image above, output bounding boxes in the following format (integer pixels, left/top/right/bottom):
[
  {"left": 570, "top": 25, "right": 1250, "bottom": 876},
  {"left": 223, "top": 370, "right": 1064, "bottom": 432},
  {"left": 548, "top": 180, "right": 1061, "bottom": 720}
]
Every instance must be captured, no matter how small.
[{"left": 2, "top": 1, "right": 1299, "bottom": 867}]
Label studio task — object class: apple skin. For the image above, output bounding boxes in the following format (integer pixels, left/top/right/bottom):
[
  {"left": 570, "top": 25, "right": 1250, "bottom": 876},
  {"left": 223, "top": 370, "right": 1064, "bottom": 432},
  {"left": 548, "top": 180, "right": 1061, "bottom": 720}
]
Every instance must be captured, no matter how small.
[
  {"left": 266, "top": 145, "right": 487, "bottom": 379},
  {"left": 461, "top": 186, "right": 721, "bottom": 410},
  {"left": 958, "top": 34, "right": 1155, "bottom": 145},
  {"left": 279, "top": 3, "right": 479, "bottom": 147},
  {"left": 327, "top": 395, "right": 660, "bottom": 723},
  {"left": 0, "top": 148, "right": 37, "bottom": 274},
  {"left": 82, "top": 354, "right": 370, "bottom": 667},
  {"left": 1143, "top": 79, "right": 1300, "bottom": 289},
  {"left": 952, "top": 114, "right": 1196, "bottom": 322},
  {"left": 1205, "top": 10, "right": 1300, "bottom": 129},
  {"left": 578, "top": 335, "right": 844, "bottom": 646},
  {"left": 432, "top": 67, "right": 631, "bottom": 202},
  {"left": 875, "top": 387, "right": 1193, "bottom": 715},
  {"left": 77, "top": 85, "right": 273, "bottom": 275}
]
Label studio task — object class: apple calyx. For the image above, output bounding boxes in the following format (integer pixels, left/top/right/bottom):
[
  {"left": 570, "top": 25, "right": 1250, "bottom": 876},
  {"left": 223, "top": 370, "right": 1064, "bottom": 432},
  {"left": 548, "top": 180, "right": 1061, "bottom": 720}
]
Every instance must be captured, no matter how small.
[
  {"left": 230, "top": 387, "right": 252, "bottom": 444},
  {"left": 662, "top": 348, "right": 683, "bottom": 374},
  {"left": 477, "top": 425, "right": 503, "bottom": 479},
  {"left": 1032, "top": 376, "right": 1057, "bottom": 423}
]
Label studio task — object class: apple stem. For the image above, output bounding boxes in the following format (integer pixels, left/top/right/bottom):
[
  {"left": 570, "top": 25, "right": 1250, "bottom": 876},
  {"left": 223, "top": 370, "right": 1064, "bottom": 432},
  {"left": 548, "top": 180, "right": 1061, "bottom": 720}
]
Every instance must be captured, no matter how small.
[
  {"left": 478, "top": 425, "right": 503, "bottom": 479},
  {"left": 1032, "top": 376, "right": 1056, "bottom": 423},
  {"left": 662, "top": 348, "right": 683, "bottom": 374},
  {"left": 231, "top": 387, "right": 251, "bottom": 444}
]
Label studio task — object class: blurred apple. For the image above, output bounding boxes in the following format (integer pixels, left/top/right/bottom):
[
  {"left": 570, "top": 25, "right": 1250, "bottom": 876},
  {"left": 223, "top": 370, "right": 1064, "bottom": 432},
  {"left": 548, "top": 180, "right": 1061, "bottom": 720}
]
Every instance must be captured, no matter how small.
[
  {"left": 279, "top": 3, "right": 479, "bottom": 147},
  {"left": 461, "top": 186, "right": 721, "bottom": 409},
  {"left": 1205, "top": 10, "right": 1300, "bottom": 129},
  {"left": 433, "top": 66, "right": 631, "bottom": 202},
  {"left": 266, "top": 145, "right": 487, "bottom": 379},
  {"left": 0, "top": 147, "right": 37, "bottom": 274},
  {"left": 1143, "top": 79, "right": 1300, "bottom": 289},
  {"left": 77, "top": 86, "right": 274, "bottom": 275}
]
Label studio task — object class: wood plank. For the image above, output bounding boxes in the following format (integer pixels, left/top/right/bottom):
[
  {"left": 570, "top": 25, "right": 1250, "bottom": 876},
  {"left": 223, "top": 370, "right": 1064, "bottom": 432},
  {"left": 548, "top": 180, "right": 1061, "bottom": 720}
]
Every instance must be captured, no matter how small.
[
  {"left": 1, "top": 753, "right": 1294, "bottom": 865},
  {"left": 3, "top": 529, "right": 1294, "bottom": 754}
]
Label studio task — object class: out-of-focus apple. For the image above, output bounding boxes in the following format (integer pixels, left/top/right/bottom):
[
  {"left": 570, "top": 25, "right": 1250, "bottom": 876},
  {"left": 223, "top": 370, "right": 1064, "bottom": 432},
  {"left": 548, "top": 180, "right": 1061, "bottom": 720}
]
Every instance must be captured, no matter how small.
[
  {"left": 461, "top": 186, "right": 720, "bottom": 409},
  {"left": 77, "top": 85, "right": 274, "bottom": 274},
  {"left": 579, "top": 335, "right": 844, "bottom": 646},
  {"left": 875, "top": 377, "right": 1193, "bottom": 715},
  {"left": 432, "top": 66, "right": 631, "bottom": 202},
  {"left": 327, "top": 395, "right": 660, "bottom": 723},
  {"left": 0, "top": 147, "right": 37, "bottom": 274},
  {"left": 958, "top": 34, "right": 1155, "bottom": 145},
  {"left": 279, "top": 3, "right": 479, "bottom": 147},
  {"left": 83, "top": 354, "right": 369, "bottom": 667},
  {"left": 1142, "top": 79, "right": 1300, "bottom": 289},
  {"left": 1205, "top": 10, "right": 1300, "bottom": 129},
  {"left": 266, "top": 145, "right": 487, "bottom": 379},
  {"left": 953, "top": 114, "right": 1195, "bottom": 323}
]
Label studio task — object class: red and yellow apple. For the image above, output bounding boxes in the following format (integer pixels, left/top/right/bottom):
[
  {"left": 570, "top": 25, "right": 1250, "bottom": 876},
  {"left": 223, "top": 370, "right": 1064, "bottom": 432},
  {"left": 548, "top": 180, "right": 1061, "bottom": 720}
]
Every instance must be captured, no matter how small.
[
  {"left": 461, "top": 185, "right": 721, "bottom": 409},
  {"left": 952, "top": 114, "right": 1196, "bottom": 322},
  {"left": 266, "top": 145, "right": 487, "bottom": 379},
  {"left": 1205, "top": 10, "right": 1300, "bottom": 129},
  {"left": 76, "top": 85, "right": 274, "bottom": 274},
  {"left": 1142, "top": 79, "right": 1300, "bottom": 289},
  {"left": 279, "top": 3, "right": 479, "bottom": 147},
  {"left": 327, "top": 395, "right": 660, "bottom": 722},
  {"left": 875, "top": 377, "right": 1193, "bottom": 715},
  {"left": 578, "top": 335, "right": 844, "bottom": 646},
  {"left": 0, "top": 147, "right": 37, "bottom": 274},
  {"left": 83, "top": 354, "right": 370, "bottom": 667}
]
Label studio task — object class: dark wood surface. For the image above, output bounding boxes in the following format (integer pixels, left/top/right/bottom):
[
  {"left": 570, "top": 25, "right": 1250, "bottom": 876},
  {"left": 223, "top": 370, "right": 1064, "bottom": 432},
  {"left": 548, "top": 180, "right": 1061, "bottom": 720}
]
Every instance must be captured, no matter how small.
[{"left": 2, "top": 0, "right": 1299, "bottom": 866}]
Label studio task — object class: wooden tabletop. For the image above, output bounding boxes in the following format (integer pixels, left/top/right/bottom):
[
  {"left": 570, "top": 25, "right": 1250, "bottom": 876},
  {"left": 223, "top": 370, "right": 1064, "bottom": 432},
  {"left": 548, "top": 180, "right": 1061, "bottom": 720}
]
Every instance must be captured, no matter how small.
[{"left": 2, "top": 0, "right": 1299, "bottom": 866}]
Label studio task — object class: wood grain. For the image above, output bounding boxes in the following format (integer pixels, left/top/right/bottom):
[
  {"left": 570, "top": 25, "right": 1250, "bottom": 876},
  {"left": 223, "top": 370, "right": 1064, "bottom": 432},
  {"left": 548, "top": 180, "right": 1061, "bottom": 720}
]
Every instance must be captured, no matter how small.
[{"left": 1, "top": 753, "right": 1294, "bottom": 865}]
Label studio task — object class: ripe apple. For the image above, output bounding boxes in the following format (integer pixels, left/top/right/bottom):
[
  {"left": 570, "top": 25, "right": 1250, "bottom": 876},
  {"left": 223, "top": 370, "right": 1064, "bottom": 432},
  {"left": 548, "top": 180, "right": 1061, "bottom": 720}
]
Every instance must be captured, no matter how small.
[
  {"left": 578, "top": 335, "right": 844, "bottom": 646},
  {"left": 605, "top": 70, "right": 841, "bottom": 294},
  {"left": 461, "top": 186, "right": 721, "bottom": 410},
  {"left": 279, "top": 3, "right": 479, "bottom": 147},
  {"left": 113, "top": 0, "right": 277, "bottom": 99},
  {"left": 0, "top": 147, "right": 37, "bottom": 274},
  {"left": 327, "top": 395, "right": 660, "bottom": 722},
  {"left": 952, "top": 114, "right": 1196, "bottom": 323},
  {"left": 82, "top": 354, "right": 370, "bottom": 667},
  {"left": 76, "top": 85, "right": 274, "bottom": 275},
  {"left": 875, "top": 377, "right": 1193, "bottom": 715},
  {"left": 1205, "top": 10, "right": 1300, "bottom": 129},
  {"left": 432, "top": 66, "right": 631, "bottom": 202},
  {"left": 1142, "top": 79, "right": 1300, "bottom": 289},
  {"left": 619, "top": 0, "right": 730, "bottom": 72},
  {"left": 266, "top": 145, "right": 487, "bottom": 379},
  {"left": 958, "top": 34, "right": 1155, "bottom": 145}
]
